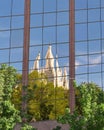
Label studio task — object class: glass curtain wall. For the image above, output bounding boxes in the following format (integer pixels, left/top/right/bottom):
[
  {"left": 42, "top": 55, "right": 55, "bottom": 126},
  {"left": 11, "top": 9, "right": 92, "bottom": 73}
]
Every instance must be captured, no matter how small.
[
  {"left": 28, "top": 0, "right": 70, "bottom": 120},
  {"left": 0, "top": 0, "right": 104, "bottom": 121},
  {"left": 75, "top": 0, "right": 104, "bottom": 90},
  {"left": 0, "top": 0, "right": 24, "bottom": 73}
]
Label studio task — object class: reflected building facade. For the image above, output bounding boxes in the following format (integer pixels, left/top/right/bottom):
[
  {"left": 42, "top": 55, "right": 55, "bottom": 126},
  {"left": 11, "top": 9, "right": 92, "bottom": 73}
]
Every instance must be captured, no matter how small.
[
  {"left": 0, "top": 0, "right": 104, "bottom": 119},
  {"left": 32, "top": 45, "right": 69, "bottom": 89}
]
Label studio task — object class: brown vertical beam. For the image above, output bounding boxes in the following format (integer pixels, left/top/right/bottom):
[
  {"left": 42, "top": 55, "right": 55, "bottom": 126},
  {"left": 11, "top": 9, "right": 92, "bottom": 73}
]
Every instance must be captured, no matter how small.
[
  {"left": 69, "top": 0, "right": 75, "bottom": 113},
  {"left": 22, "top": 0, "right": 30, "bottom": 122}
]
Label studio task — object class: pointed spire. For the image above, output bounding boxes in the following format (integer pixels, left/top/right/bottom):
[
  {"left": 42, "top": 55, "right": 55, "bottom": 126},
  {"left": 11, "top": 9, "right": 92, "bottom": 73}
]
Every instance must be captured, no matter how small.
[
  {"left": 45, "top": 45, "right": 54, "bottom": 68},
  {"left": 56, "top": 54, "right": 59, "bottom": 68},
  {"left": 63, "top": 67, "right": 67, "bottom": 76},
  {"left": 33, "top": 52, "right": 40, "bottom": 72},
  {"left": 63, "top": 67, "right": 68, "bottom": 89},
  {"left": 45, "top": 45, "right": 53, "bottom": 59}
]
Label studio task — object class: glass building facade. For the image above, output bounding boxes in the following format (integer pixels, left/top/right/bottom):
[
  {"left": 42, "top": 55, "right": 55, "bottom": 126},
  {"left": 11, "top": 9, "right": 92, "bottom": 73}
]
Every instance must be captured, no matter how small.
[
  {"left": 75, "top": 0, "right": 104, "bottom": 89},
  {"left": 0, "top": 0, "right": 104, "bottom": 120}
]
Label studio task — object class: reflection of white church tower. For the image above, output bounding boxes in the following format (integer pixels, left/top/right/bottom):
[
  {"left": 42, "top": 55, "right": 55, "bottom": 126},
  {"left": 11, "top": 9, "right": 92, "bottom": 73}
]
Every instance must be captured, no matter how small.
[{"left": 32, "top": 45, "right": 69, "bottom": 89}]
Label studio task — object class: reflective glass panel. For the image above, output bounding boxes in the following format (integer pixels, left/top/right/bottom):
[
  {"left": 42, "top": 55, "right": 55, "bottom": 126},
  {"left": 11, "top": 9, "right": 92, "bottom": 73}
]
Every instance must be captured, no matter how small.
[
  {"left": 0, "top": 49, "right": 9, "bottom": 63},
  {"left": 0, "top": 31, "right": 10, "bottom": 48},
  {"left": 0, "top": 17, "right": 10, "bottom": 30},
  {"left": 12, "top": 0, "right": 24, "bottom": 15},
  {"left": 0, "top": 0, "right": 11, "bottom": 16},
  {"left": 75, "top": 24, "right": 87, "bottom": 41},
  {"left": 11, "top": 30, "right": 23, "bottom": 47},
  {"left": 88, "top": 22, "right": 100, "bottom": 40},
  {"left": 30, "top": 28, "right": 42, "bottom": 46}
]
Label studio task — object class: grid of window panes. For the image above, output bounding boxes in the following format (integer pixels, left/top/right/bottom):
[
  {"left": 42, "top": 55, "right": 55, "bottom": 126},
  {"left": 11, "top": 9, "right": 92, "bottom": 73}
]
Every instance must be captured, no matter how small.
[
  {"left": 0, "top": 0, "right": 24, "bottom": 73},
  {"left": 75, "top": 0, "right": 104, "bottom": 89},
  {"left": 29, "top": 0, "right": 69, "bottom": 120},
  {"left": 1, "top": 0, "right": 103, "bottom": 122}
]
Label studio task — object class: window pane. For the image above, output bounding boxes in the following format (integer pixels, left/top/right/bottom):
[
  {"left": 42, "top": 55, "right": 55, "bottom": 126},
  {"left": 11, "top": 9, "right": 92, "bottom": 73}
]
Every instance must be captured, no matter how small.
[
  {"left": 76, "top": 55, "right": 88, "bottom": 65},
  {"left": 29, "top": 46, "right": 42, "bottom": 61},
  {"left": 102, "top": 64, "right": 104, "bottom": 71},
  {"left": 102, "top": 22, "right": 104, "bottom": 38},
  {"left": 89, "top": 40, "right": 101, "bottom": 54},
  {"left": 102, "top": 41, "right": 104, "bottom": 52},
  {"left": 88, "top": 9, "right": 100, "bottom": 22},
  {"left": 89, "top": 73, "right": 101, "bottom": 87},
  {"left": 89, "top": 54, "right": 101, "bottom": 65},
  {"left": 102, "top": 54, "right": 104, "bottom": 63},
  {"left": 0, "top": 17, "right": 10, "bottom": 30},
  {"left": 101, "top": 9, "right": 104, "bottom": 21},
  {"left": 75, "top": 10, "right": 87, "bottom": 23},
  {"left": 11, "top": 30, "right": 23, "bottom": 47},
  {"left": 12, "top": 16, "right": 24, "bottom": 29},
  {"left": 43, "top": 27, "right": 56, "bottom": 44},
  {"left": 101, "top": 0, "right": 104, "bottom": 7},
  {"left": 88, "top": 0, "right": 100, "bottom": 8},
  {"left": 75, "top": 42, "right": 87, "bottom": 55},
  {"left": 58, "top": 57, "right": 69, "bottom": 68},
  {"left": 30, "top": 14, "right": 42, "bottom": 27},
  {"left": 57, "top": 43, "right": 69, "bottom": 57},
  {"left": 57, "top": 0, "right": 69, "bottom": 11},
  {"left": 44, "top": 13, "right": 56, "bottom": 26},
  {"left": 76, "top": 74, "right": 88, "bottom": 84},
  {"left": 0, "top": 49, "right": 9, "bottom": 63},
  {"left": 88, "top": 22, "right": 100, "bottom": 40},
  {"left": 75, "top": 0, "right": 87, "bottom": 9},
  {"left": 89, "top": 64, "right": 101, "bottom": 73},
  {"left": 10, "top": 48, "right": 23, "bottom": 62},
  {"left": 31, "top": 0, "right": 43, "bottom": 13},
  {"left": 44, "top": 0, "right": 56, "bottom": 12},
  {"left": 43, "top": 44, "right": 56, "bottom": 59},
  {"left": 76, "top": 65, "right": 87, "bottom": 74},
  {"left": 0, "top": 0, "right": 11, "bottom": 16},
  {"left": 57, "top": 25, "right": 69, "bottom": 43},
  {"left": 57, "top": 12, "right": 69, "bottom": 25},
  {"left": 0, "top": 31, "right": 10, "bottom": 49},
  {"left": 30, "top": 28, "right": 42, "bottom": 46},
  {"left": 75, "top": 24, "right": 87, "bottom": 41},
  {"left": 12, "top": 0, "right": 24, "bottom": 15}
]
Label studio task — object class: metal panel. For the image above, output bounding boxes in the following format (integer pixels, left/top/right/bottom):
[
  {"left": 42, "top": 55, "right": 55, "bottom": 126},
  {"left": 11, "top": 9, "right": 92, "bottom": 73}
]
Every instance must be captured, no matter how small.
[
  {"left": 69, "top": 0, "right": 75, "bottom": 113},
  {"left": 22, "top": 0, "right": 30, "bottom": 122}
]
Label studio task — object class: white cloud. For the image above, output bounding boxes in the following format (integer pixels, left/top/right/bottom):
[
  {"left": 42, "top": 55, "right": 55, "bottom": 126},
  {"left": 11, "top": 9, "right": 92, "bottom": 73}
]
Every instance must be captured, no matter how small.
[
  {"left": 75, "top": 61, "right": 81, "bottom": 69},
  {"left": 89, "top": 56, "right": 101, "bottom": 64}
]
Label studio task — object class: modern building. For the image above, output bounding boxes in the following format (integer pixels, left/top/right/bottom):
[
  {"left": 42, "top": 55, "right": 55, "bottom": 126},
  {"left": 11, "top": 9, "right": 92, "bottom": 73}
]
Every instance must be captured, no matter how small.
[{"left": 0, "top": 0, "right": 104, "bottom": 117}]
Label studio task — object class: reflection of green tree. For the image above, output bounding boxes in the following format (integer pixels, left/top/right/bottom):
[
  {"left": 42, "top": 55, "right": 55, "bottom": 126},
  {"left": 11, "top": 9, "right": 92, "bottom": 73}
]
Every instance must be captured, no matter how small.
[
  {"left": 58, "top": 82, "right": 104, "bottom": 130},
  {"left": 0, "top": 64, "right": 21, "bottom": 130},
  {"left": 12, "top": 70, "right": 69, "bottom": 121},
  {"left": 75, "top": 82, "right": 104, "bottom": 116},
  {"left": 12, "top": 69, "right": 104, "bottom": 125}
]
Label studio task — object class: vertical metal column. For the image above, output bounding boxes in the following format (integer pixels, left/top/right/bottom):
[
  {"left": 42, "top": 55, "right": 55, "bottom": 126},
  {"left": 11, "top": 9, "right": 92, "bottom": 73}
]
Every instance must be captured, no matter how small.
[
  {"left": 69, "top": 0, "right": 75, "bottom": 113},
  {"left": 22, "top": 0, "right": 30, "bottom": 122}
]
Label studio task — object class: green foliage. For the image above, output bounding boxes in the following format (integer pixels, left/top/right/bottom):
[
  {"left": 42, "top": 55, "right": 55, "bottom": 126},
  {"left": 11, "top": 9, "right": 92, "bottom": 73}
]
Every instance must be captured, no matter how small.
[
  {"left": 0, "top": 64, "right": 21, "bottom": 130},
  {"left": 21, "top": 123, "right": 37, "bottom": 130},
  {"left": 27, "top": 71, "right": 68, "bottom": 120},
  {"left": 12, "top": 70, "right": 68, "bottom": 121},
  {"left": 58, "top": 108, "right": 86, "bottom": 130},
  {"left": 57, "top": 82, "right": 104, "bottom": 130},
  {"left": 53, "top": 126, "right": 61, "bottom": 130}
]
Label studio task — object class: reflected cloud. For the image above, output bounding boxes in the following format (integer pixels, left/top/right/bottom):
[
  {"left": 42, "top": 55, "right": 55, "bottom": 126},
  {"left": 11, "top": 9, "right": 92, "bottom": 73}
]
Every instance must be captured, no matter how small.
[
  {"left": 89, "top": 55, "right": 101, "bottom": 64},
  {"left": 75, "top": 60, "right": 81, "bottom": 69}
]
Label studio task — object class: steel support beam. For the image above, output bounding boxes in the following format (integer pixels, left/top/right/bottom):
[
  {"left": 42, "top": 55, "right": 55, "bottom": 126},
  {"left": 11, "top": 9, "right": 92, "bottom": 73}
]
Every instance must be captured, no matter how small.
[
  {"left": 69, "top": 0, "right": 75, "bottom": 113},
  {"left": 22, "top": 0, "right": 30, "bottom": 122}
]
